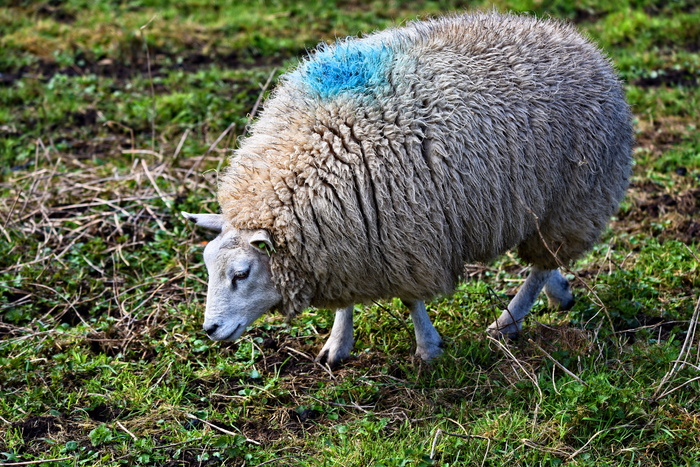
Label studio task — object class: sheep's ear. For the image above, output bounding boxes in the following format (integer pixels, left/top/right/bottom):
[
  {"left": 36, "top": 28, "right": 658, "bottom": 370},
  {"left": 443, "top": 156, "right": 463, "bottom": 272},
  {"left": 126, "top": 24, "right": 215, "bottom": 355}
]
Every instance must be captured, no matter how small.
[
  {"left": 181, "top": 212, "right": 224, "bottom": 233},
  {"left": 249, "top": 230, "right": 275, "bottom": 255}
]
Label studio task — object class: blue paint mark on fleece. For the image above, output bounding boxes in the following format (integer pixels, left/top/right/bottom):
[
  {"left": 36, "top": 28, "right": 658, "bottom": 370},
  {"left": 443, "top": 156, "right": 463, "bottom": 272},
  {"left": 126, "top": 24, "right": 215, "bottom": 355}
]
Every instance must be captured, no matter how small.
[{"left": 299, "top": 40, "right": 393, "bottom": 99}]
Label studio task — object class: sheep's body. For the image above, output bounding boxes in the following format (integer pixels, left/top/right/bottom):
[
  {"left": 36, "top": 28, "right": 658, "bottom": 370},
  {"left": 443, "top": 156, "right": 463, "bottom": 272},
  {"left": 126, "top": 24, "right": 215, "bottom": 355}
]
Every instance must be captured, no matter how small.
[{"left": 218, "top": 12, "right": 633, "bottom": 320}]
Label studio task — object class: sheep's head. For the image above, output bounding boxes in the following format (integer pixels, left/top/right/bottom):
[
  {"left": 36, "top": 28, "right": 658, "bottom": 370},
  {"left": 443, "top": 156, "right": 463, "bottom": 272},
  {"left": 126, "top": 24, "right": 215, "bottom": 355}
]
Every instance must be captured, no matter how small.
[{"left": 182, "top": 212, "right": 282, "bottom": 341}]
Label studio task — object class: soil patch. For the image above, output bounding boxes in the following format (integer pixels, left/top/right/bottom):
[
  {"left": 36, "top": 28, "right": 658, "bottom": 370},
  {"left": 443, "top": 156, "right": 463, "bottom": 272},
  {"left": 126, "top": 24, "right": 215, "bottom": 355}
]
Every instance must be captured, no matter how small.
[
  {"left": 12, "top": 415, "right": 62, "bottom": 441},
  {"left": 618, "top": 183, "right": 700, "bottom": 243},
  {"left": 1, "top": 49, "right": 290, "bottom": 87},
  {"left": 241, "top": 419, "right": 284, "bottom": 443},
  {"left": 620, "top": 314, "right": 687, "bottom": 342},
  {"left": 634, "top": 68, "right": 699, "bottom": 88},
  {"left": 35, "top": 3, "right": 76, "bottom": 23},
  {"left": 86, "top": 403, "right": 129, "bottom": 423},
  {"left": 635, "top": 115, "right": 694, "bottom": 159}
]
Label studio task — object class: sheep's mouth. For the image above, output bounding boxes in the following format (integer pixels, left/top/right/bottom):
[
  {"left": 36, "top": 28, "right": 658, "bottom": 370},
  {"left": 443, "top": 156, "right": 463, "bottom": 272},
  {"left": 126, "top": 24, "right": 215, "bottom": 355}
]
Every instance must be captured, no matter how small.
[{"left": 222, "top": 323, "right": 242, "bottom": 341}]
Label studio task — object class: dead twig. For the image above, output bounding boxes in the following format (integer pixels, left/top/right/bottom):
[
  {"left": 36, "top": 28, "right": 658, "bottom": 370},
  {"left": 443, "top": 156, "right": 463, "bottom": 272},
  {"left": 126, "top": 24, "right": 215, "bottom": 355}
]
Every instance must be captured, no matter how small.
[
  {"left": 140, "top": 15, "right": 158, "bottom": 152},
  {"left": 116, "top": 421, "right": 138, "bottom": 441},
  {"left": 252, "top": 456, "right": 299, "bottom": 467},
  {"left": 184, "top": 413, "right": 260, "bottom": 445},
  {"left": 308, "top": 395, "right": 374, "bottom": 414},
  {"left": 653, "top": 294, "right": 700, "bottom": 400},
  {"left": 487, "top": 335, "right": 543, "bottom": 426},
  {"left": 104, "top": 120, "right": 136, "bottom": 151},
  {"left": 283, "top": 345, "right": 337, "bottom": 380},
  {"left": 122, "top": 149, "right": 165, "bottom": 159},
  {"left": 430, "top": 429, "right": 491, "bottom": 466},
  {"left": 522, "top": 439, "right": 572, "bottom": 456},
  {"left": 567, "top": 424, "right": 635, "bottom": 460},
  {"left": 173, "top": 128, "right": 191, "bottom": 160},
  {"left": 248, "top": 68, "right": 278, "bottom": 124},
  {"left": 0, "top": 458, "right": 74, "bottom": 466},
  {"left": 528, "top": 338, "right": 588, "bottom": 387}
]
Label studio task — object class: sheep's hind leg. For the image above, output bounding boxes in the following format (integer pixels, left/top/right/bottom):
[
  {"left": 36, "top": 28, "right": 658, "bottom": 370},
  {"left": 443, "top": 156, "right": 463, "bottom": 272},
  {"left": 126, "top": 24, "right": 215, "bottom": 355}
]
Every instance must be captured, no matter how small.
[
  {"left": 316, "top": 305, "right": 354, "bottom": 367},
  {"left": 487, "top": 267, "right": 553, "bottom": 338},
  {"left": 544, "top": 269, "right": 575, "bottom": 310},
  {"left": 403, "top": 300, "right": 444, "bottom": 361}
]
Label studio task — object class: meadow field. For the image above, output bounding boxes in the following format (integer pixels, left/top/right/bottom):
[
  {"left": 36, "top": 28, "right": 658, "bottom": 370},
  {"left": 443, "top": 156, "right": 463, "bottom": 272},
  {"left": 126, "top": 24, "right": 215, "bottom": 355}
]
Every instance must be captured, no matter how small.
[{"left": 1, "top": 0, "right": 699, "bottom": 465}]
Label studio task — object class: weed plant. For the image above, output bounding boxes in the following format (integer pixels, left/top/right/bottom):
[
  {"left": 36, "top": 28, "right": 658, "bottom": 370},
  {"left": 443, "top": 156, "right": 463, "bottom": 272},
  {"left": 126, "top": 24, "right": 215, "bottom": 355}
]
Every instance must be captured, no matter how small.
[{"left": 1, "top": 0, "right": 699, "bottom": 465}]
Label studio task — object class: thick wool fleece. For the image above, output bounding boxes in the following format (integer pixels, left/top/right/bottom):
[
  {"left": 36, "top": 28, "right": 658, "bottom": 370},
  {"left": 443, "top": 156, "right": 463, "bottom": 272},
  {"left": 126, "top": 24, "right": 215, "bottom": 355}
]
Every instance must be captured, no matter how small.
[{"left": 218, "top": 12, "right": 634, "bottom": 318}]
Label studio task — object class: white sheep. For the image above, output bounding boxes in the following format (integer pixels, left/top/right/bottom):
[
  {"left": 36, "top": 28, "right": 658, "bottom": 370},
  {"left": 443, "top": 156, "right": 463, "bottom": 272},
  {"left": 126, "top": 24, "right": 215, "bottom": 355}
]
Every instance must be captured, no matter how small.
[{"left": 184, "top": 12, "right": 633, "bottom": 366}]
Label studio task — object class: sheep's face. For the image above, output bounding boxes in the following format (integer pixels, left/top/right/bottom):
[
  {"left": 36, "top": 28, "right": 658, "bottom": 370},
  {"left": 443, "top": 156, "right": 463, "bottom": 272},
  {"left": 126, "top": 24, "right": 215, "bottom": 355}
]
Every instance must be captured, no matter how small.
[{"left": 182, "top": 212, "right": 282, "bottom": 342}]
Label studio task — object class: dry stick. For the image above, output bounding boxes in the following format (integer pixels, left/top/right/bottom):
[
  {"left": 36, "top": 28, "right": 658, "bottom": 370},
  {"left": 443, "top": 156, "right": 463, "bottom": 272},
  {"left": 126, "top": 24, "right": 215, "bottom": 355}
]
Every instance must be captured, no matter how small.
[
  {"left": 144, "top": 361, "right": 173, "bottom": 400},
  {"left": 613, "top": 320, "right": 687, "bottom": 336},
  {"left": 28, "top": 283, "right": 92, "bottom": 329},
  {"left": 283, "top": 345, "right": 337, "bottom": 380},
  {"left": 372, "top": 300, "right": 412, "bottom": 344},
  {"left": 487, "top": 335, "right": 543, "bottom": 426},
  {"left": 140, "top": 159, "right": 171, "bottom": 208},
  {"left": 2, "top": 167, "right": 49, "bottom": 184},
  {"left": 528, "top": 338, "right": 588, "bottom": 387},
  {"left": 656, "top": 375, "right": 700, "bottom": 400},
  {"left": 0, "top": 457, "right": 74, "bottom": 466},
  {"left": 0, "top": 220, "right": 11, "bottom": 242},
  {"left": 27, "top": 218, "right": 102, "bottom": 270},
  {"left": 308, "top": 395, "right": 374, "bottom": 414},
  {"left": 184, "top": 67, "right": 278, "bottom": 183},
  {"left": 12, "top": 147, "right": 43, "bottom": 223},
  {"left": 182, "top": 123, "right": 236, "bottom": 183},
  {"left": 567, "top": 424, "right": 635, "bottom": 461},
  {"left": 123, "top": 149, "right": 165, "bottom": 159},
  {"left": 429, "top": 429, "right": 491, "bottom": 466},
  {"left": 35, "top": 137, "right": 51, "bottom": 164},
  {"left": 521, "top": 439, "right": 571, "bottom": 457},
  {"left": 95, "top": 198, "right": 133, "bottom": 221},
  {"left": 25, "top": 194, "right": 174, "bottom": 214},
  {"left": 184, "top": 413, "right": 261, "bottom": 445},
  {"left": 82, "top": 255, "right": 105, "bottom": 276},
  {"left": 2, "top": 183, "right": 26, "bottom": 237},
  {"left": 683, "top": 243, "right": 700, "bottom": 263},
  {"left": 251, "top": 455, "right": 299, "bottom": 467},
  {"left": 653, "top": 293, "right": 700, "bottom": 400},
  {"left": 112, "top": 438, "right": 204, "bottom": 462},
  {"left": 249, "top": 68, "right": 278, "bottom": 123},
  {"left": 117, "top": 280, "right": 168, "bottom": 322},
  {"left": 104, "top": 120, "right": 136, "bottom": 151},
  {"left": 173, "top": 128, "right": 191, "bottom": 160},
  {"left": 151, "top": 437, "right": 203, "bottom": 450},
  {"left": 116, "top": 420, "right": 138, "bottom": 441},
  {"left": 36, "top": 148, "right": 62, "bottom": 209},
  {"left": 140, "top": 15, "right": 158, "bottom": 153}
]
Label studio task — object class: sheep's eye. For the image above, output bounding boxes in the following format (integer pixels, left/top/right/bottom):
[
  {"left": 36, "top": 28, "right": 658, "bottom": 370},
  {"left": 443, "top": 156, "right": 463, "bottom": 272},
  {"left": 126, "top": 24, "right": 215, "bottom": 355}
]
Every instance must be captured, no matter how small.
[{"left": 232, "top": 270, "right": 250, "bottom": 281}]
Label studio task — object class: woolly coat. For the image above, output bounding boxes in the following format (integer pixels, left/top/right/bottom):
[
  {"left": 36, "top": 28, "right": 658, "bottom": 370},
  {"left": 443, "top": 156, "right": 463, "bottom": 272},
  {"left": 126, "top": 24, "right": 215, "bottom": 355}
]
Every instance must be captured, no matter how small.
[{"left": 218, "top": 12, "right": 634, "bottom": 318}]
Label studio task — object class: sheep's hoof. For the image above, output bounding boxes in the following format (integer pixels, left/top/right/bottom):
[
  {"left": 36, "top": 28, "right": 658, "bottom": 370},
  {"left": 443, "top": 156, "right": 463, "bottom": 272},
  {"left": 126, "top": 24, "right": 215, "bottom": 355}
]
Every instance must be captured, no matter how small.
[
  {"left": 315, "top": 339, "right": 353, "bottom": 368},
  {"left": 416, "top": 346, "right": 444, "bottom": 362},
  {"left": 552, "top": 296, "right": 575, "bottom": 311},
  {"left": 486, "top": 321, "right": 521, "bottom": 339},
  {"left": 416, "top": 339, "right": 444, "bottom": 362}
]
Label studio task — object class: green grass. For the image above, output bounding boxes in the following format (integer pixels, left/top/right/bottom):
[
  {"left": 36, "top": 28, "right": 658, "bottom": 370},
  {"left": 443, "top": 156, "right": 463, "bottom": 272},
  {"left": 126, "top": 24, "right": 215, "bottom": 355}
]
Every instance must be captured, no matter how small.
[{"left": 1, "top": 0, "right": 699, "bottom": 465}]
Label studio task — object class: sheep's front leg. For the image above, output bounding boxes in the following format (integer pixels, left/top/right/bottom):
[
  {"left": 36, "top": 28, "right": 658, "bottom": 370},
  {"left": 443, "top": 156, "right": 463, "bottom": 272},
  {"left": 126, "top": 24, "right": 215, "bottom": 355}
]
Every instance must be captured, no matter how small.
[
  {"left": 487, "top": 267, "right": 553, "bottom": 337},
  {"left": 403, "top": 300, "right": 444, "bottom": 361},
  {"left": 316, "top": 305, "right": 354, "bottom": 367}
]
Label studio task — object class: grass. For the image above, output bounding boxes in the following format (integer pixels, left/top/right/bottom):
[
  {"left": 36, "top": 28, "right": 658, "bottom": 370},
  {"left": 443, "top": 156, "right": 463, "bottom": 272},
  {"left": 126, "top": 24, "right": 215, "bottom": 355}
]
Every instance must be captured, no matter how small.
[{"left": 1, "top": 0, "right": 699, "bottom": 465}]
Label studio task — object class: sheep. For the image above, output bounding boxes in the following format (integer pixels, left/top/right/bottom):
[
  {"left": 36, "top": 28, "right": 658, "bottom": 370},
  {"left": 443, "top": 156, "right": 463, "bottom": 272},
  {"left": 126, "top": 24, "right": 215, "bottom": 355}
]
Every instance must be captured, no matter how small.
[{"left": 183, "top": 11, "right": 633, "bottom": 367}]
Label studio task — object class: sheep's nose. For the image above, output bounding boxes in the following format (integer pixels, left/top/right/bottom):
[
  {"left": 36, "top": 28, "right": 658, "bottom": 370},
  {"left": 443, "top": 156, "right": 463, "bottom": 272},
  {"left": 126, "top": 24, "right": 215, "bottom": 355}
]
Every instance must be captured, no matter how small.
[{"left": 204, "top": 323, "right": 219, "bottom": 337}]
